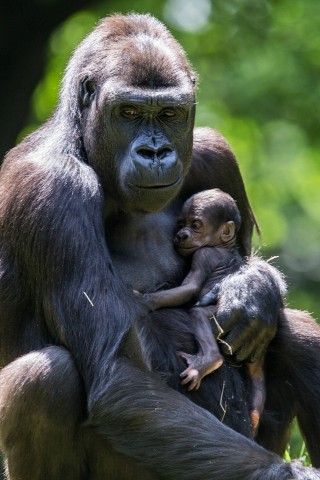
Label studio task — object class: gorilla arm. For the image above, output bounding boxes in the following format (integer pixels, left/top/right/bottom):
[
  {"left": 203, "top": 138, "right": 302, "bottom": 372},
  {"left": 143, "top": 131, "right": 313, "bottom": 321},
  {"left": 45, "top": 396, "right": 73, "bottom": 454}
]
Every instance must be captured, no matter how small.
[{"left": 0, "top": 152, "right": 134, "bottom": 393}]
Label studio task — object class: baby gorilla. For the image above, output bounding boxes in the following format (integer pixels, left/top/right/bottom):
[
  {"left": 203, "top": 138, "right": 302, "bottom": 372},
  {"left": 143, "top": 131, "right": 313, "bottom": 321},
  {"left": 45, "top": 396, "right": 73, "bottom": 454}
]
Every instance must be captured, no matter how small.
[{"left": 142, "top": 188, "right": 265, "bottom": 434}]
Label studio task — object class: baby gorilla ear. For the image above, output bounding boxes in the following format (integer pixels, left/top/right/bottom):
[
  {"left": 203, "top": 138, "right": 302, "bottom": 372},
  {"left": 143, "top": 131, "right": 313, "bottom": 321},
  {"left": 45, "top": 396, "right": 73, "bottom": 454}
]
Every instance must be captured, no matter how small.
[{"left": 220, "top": 221, "right": 236, "bottom": 243}]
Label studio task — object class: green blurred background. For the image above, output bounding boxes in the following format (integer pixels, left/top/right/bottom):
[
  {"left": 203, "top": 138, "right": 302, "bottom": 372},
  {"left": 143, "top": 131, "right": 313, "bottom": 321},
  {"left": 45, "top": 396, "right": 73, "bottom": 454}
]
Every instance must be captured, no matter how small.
[{"left": 1, "top": 0, "right": 319, "bottom": 467}]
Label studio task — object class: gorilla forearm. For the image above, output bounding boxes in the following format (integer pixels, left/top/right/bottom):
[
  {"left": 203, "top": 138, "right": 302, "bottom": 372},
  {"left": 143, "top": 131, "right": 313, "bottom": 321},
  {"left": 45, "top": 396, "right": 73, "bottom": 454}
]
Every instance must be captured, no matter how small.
[{"left": 88, "top": 358, "right": 297, "bottom": 480}]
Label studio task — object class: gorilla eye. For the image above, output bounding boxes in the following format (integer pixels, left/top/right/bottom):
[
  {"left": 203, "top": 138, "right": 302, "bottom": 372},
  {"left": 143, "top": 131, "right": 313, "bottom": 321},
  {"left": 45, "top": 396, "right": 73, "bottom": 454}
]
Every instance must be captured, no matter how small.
[
  {"left": 192, "top": 220, "right": 202, "bottom": 230},
  {"left": 160, "top": 109, "right": 176, "bottom": 118},
  {"left": 121, "top": 107, "right": 140, "bottom": 118}
]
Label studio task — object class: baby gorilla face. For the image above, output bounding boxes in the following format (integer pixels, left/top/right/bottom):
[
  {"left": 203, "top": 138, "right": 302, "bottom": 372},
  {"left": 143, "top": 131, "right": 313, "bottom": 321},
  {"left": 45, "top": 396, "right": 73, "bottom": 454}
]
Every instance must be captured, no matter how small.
[{"left": 174, "top": 208, "right": 221, "bottom": 256}]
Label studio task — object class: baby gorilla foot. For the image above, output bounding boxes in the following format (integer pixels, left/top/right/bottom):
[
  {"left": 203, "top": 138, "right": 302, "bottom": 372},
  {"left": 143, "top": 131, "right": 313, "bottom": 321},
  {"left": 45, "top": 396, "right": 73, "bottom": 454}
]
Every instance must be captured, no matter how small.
[
  {"left": 178, "top": 351, "right": 223, "bottom": 391},
  {"left": 247, "top": 361, "right": 266, "bottom": 437},
  {"left": 250, "top": 409, "right": 260, "bottom": 437}
]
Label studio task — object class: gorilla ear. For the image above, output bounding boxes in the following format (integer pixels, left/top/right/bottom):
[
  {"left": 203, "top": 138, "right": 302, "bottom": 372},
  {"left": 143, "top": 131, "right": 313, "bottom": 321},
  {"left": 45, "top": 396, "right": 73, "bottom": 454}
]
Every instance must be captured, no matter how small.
[
  {"left": 81, "top": 78, "right": 97, "bottom": 107},
  {"left": 220, "top": 221, "right": 236, "bottom": 243}
]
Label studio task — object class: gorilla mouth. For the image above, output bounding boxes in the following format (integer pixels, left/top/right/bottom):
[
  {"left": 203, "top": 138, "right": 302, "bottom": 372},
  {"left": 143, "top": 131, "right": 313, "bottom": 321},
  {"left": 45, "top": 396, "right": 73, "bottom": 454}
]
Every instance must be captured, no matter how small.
[{"left": 130, "top": 179, "right": 181, "bottom": 190}]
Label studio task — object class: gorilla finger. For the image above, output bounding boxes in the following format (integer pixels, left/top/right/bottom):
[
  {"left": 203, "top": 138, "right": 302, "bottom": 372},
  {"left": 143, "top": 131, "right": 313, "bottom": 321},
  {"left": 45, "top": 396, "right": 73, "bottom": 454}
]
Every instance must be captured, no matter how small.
[
  {"left": 247, "top": 330, "right": 274, "bottom": 363},
  {"left": 195, "top": 291, "right": 218, "bottom": 307},
  {"left": 194, "top": 381, "right": 201, "bottom": 391},
  {"left": 234, "top": 343, "right": 255, "bottom": 363},
  {"left": 214, "top": 308, "right": 241, "bottom": 332},
  {"left": 188, "top": 383, "right": 197, "bottom": 391},
  {"left": 187, "top": 378, "right": 200, "bottom": 391},
  {"left": 220, "top": 319, "right": 260, "bottom": 357},
  {"left": 180, "top": 366, "right": 193, "bottom": 378}
]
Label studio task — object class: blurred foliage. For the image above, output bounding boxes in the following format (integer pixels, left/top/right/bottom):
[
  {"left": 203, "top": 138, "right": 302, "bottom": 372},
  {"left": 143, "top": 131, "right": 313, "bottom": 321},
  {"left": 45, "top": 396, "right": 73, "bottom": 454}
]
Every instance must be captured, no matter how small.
[
  {"left": 13, "top": 0, "right": 320, "bottom": 465},
  {"left": 285, "top": 420, "right": 312, "bottom": 466}
]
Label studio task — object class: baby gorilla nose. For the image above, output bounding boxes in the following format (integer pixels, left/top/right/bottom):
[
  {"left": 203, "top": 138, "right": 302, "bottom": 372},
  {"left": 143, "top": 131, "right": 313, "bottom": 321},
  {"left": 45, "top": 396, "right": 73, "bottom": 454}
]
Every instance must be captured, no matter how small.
[{"left": 175, "top": 230, "right": 190, "bottom": 244}]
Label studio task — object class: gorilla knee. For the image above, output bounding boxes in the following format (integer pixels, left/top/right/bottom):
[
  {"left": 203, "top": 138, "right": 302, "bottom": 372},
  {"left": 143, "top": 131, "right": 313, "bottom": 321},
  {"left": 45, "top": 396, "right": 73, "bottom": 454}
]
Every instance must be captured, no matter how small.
[{"left": 0, "top": 347, "right": 85, "bottom": 449}]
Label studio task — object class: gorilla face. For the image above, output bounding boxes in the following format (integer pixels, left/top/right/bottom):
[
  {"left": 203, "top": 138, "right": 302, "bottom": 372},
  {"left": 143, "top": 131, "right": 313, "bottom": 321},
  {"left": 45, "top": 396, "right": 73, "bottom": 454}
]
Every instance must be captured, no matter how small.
[
  {"left": 105, "top": 88, "right": 195, "bottom": 213},
  {"left": 77, "top": 15, "right": 196, "bottom": 213}
]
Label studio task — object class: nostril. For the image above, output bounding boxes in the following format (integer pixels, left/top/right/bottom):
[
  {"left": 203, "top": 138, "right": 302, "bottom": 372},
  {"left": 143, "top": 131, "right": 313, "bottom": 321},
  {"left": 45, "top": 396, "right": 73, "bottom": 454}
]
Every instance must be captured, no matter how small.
[
  {"left": 135, "top": 145, "right": 174, "bottom": 160},
  {"left": 136, "top": 147, "right": 156, "bottom": 160},
  {"left": 158, "top": 147, "right": 173, "bottom": 159},
  {"left": 131, "top": 140, "right": 178, "bottom": 176}
]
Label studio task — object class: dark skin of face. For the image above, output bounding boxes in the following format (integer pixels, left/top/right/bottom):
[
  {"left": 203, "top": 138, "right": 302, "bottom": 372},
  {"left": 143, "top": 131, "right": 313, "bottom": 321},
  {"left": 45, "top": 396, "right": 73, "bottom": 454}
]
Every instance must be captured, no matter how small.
[
  {"left": 175, "top": 205, "right": 237, "bottom": 256},
  {"left": 82, "top": 85, "right": 195, "bottom": 215}
]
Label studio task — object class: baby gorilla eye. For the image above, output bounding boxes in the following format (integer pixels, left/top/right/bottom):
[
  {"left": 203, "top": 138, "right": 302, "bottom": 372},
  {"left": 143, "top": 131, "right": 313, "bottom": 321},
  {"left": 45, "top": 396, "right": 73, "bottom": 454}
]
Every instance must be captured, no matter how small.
[{"left": 192, "top": 220, "right": 202, "bottom": 230}]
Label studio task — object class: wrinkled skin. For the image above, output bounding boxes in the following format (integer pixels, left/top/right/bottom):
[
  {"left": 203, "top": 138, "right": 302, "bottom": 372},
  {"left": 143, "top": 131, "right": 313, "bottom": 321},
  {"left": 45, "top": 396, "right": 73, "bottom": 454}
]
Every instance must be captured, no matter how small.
[{"left": 0, "top": 13, "right": 320, "bottom": 480}]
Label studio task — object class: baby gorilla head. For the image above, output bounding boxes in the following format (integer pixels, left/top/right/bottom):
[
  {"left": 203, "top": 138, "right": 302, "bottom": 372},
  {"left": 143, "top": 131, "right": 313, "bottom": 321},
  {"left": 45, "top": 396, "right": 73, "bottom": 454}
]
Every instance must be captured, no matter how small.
[{"left": 174, "top": 188, "right": 241, "bottom": 256}]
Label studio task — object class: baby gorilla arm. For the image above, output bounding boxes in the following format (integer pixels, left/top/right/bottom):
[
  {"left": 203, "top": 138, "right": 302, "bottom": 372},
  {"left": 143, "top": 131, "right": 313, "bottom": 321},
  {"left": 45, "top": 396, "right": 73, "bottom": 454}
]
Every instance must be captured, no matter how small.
[
  {"left": 139, "top": 254, "right": 207, "bottom": 310},
  {"left": 140, "top": 281, "right": 200, "bottom": 310},
  {"left": 138, "top": 251, "right": 224, "bottom": 390}
]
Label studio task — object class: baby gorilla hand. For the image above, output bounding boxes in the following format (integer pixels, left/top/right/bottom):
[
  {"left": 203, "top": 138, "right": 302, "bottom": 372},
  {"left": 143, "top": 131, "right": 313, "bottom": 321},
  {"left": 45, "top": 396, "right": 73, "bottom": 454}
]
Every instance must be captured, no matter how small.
[
  {"left": 133, "top": 291, "right": 156, "bottom": 311},
  {"left": 194, "top": 284, "right": 220, "bottom": 307},
  {"left": 178, "top": 351, "right": 223, "bottom": 391}
]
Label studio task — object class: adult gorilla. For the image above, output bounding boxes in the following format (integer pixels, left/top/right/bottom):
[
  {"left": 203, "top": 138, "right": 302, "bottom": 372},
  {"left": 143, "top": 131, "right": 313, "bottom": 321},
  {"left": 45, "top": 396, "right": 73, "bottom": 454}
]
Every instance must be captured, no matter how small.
[{"left": 0, "top": 13, "right": 320, "bottom": 480}]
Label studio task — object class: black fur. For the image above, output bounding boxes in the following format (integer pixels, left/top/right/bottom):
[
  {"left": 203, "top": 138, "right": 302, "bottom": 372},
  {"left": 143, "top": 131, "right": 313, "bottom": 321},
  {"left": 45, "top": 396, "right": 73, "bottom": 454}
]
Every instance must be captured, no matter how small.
[{"left": 0, "top": 13, "right": 320, "bottom": 480}]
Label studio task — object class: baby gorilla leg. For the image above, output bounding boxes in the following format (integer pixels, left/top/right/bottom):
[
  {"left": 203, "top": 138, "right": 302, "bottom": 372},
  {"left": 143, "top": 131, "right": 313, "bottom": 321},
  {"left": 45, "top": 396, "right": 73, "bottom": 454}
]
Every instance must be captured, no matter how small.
[
  {"left": 247, "top": 359, "right": 266, "bottom": 436},
  {"left": 178, "top": 307, "right": 223, "bottom": 391}
]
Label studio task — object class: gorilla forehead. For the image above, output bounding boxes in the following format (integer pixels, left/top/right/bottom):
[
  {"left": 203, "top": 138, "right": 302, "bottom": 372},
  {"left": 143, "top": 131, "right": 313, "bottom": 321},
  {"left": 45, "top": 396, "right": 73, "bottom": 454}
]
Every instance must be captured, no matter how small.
[
  {"left": 71, "top": 13, "right": 196, "bottom": 91},
  {"left": 117, "top": 35, "right": 192, "bottom": 89}
]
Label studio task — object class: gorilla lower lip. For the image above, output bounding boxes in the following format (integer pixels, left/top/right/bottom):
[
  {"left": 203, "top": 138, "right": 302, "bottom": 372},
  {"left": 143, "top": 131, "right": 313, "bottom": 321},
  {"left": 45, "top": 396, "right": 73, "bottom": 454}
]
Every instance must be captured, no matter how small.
[{"left": 131, "top": 179, "right": 181, "bottom": 190}]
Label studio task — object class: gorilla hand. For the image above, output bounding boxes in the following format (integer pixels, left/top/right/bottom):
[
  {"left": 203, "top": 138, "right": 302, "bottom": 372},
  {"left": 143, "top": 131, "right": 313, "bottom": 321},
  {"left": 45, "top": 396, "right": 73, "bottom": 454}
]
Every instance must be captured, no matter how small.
[{"left": 212, "top": 257, "right": 286, "bottom": 363}]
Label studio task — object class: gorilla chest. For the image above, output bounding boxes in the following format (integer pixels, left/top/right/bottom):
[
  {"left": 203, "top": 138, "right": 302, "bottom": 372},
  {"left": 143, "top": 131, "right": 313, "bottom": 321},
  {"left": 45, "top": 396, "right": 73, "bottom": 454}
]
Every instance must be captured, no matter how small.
[{"left": 105, "top": 211, "right": 187, "bottom": 292}]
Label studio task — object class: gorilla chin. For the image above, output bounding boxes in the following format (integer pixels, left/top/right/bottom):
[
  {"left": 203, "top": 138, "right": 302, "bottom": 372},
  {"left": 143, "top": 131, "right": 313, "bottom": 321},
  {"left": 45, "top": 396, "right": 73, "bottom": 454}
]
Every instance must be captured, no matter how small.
[{"left": 127, "top": 178, "right": 184, "bottom": 212}]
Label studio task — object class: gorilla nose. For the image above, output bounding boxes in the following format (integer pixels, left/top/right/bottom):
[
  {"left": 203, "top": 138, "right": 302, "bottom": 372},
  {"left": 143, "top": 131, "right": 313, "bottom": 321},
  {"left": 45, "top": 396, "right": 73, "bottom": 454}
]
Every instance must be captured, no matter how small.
[
  {"left": 131, "top": 138, "right": 178, "bottom": 175},
  {"left": 136, "top": 145, "right": 174, "bottom": 161}
]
